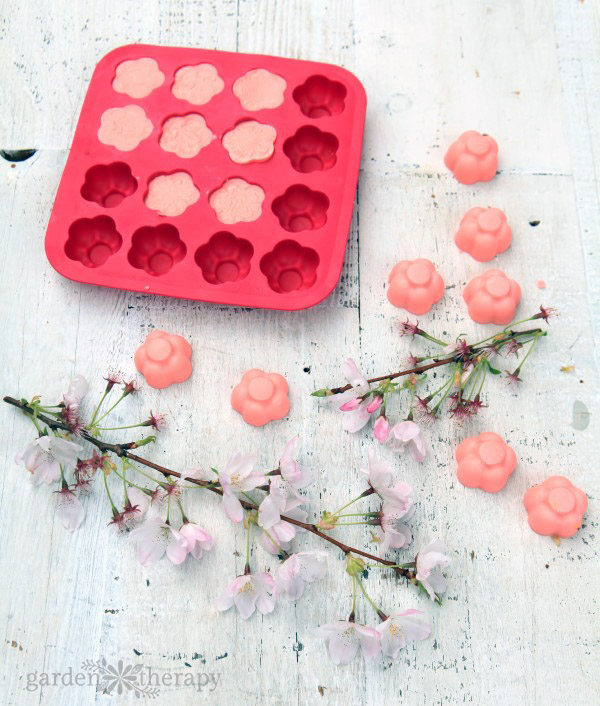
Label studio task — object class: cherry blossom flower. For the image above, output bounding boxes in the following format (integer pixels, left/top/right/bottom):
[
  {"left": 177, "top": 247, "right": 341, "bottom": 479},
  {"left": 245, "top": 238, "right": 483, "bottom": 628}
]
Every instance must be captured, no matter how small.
[
  {"left": 388, "top": 421, "right": 426, "bottom": 462},
  {"left": 125, "top": 487, "right": 150, "bottom": 518},
  {"left": 275, "top": 551, "right": 328, "bottom": 601},
  {"left": 395, "top": 319, "right": 422, "bottom": 337},
  {"left": 373, "top": 415, "right": 390, "bottom": 443},
  {"left": 179, "top": 522, "right": 214, "bottom": 560},
  {"left": 315, "top": 621, "right": 380, "bottom": 665},
  {"left": 259, "top": 499, "right": 308, "bottom": 554},
  {"left": 104, "top": 371, "right": 122, "bottom": 391},
  {"left": 361, "top": 447, "right": 413, "bottom": 509},
  {"left": 279, "top": 436, "right": 312, "bottom": 489},
  {"left": 416, "top": 539, "right": 451, "bottom": 601},
  {"left": 375, "top": 503, "right": 415, "bottom": 554},
  {"left": 64, "top": 375, "right": 89, "bottom": 404},
  {"left": 215, "top": 572, "right": 276, "bottom": 619},
  {"left": 331, "top": 359, "right": 373, "bottom": 433},
  {"left": 376, "top": 610, "right": 432, "bottom": 661},
  {"left": 56, "top": 486, "right": 85, "bottom": 531},
  {"left": 16, "top": 435, "right": 82, "bottom": 485},
  {"left": 218, "top": 453, "right": 266, "bottom": 523},
  {"left": 504, "top": 370, "right": 523, "bottom": 385},
  {"left": 129, "top": 516, "right": 188, "bottom": 566},
  {"left": 443, "top": 339, "right": 470, "bottom": 361},
  {"left": 145, "top": 411, "right": 165, "bottom": 431}
]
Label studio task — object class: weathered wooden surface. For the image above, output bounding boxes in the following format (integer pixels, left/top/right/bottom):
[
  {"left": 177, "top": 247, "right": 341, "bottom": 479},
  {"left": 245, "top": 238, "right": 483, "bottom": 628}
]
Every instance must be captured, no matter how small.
[{"left": 0, "top": 1, "right": 598, "bottom": 704}]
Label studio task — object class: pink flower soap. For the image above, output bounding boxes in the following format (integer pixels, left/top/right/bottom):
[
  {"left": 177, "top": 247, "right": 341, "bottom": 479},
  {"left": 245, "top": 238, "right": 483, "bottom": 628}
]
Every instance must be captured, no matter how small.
[
  {"left": 456, "top": 432, "right": 517, "bottom": 493},
  {"left": 387, "top": 259, "right": 444, "bottom": 315},
  {"left": 231, "top": 369, "right": 289, "bottom": 427},
  {"left": 444, "top": 130, "right": 498, "bottom": 184},
  {"left": 454, "top": 207, "right": 512, "bottom": 262},
  {"left": 134, "top": 330, "right": 192, "bottom": 389},
  {"left": 463, "top": 269, "right": 521, "bottom": 325},
  {"left": 523, "top": 476, "right": 588, "bottom": 538}
]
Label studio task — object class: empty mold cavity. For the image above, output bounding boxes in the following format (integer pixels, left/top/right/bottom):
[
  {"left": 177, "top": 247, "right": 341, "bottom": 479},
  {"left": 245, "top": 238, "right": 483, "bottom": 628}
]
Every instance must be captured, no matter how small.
[
  {"left": 159, "top": 114, "right": 215, "bottom": 158},
  {"left": 195, "top": 232, "right": 254, "bottom": 285},
  {"left": 172, "top": 64, "right": 224, "bottom": 105},
  {"left": 112, "top": 57, "right": 165, "bottom": 99},
  {"left": 127, "top": 224, "right": 187, "bottom": 276},
  {"left": 293, "top": 75, "right": 347, "bottom": 118},
  {"left": 65, "top": 216, "right": 123, "bottom": 268},
  {"left": 260, "top": 239, "right": 319, "bottom": 293},
  {"left": 80, "top": 162, "right": 137, "bottom": 208},
  {"left": 209, "top": 178, "right": 265, "bottom": 224},
  {"left": 271, "top": 184, "right": 329, "bottom": 232},
  {"left": 232, "top": 69, "right": 287, "bottom": 111},
  {"left": 283, "top": 126, "right": 339, "bottom": 172},
  {"left": 145, "top": 172, "right": 200, "bottom": 217}
]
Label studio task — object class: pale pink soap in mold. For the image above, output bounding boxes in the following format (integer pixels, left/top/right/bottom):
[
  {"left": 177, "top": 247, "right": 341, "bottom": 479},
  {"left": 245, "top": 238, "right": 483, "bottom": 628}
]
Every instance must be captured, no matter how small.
[
  {"left": 444, "top": 130, "right": 498, "bottom": 184},
  {"left": 222, "top": 120, "right": 277, "bottom": 164},
  {"left": 112, "top": 57, "right": 165, "bottom": 99},
  {"left": 233, "top": 69, "right": 286, "bottom": 111},
  {"left": 159, "top": 114, "right": 215, "bottom": 158},
  {"left": 231, "top": 369, "right": 290, "bottom": 427},
  {"left": 145, "top": 172, "right": 200, "bottom": 217},
  {"left": 454, "top": 207, "right": 512, "bottom": 262},
  {"left": 523, "top": 476, "right": 588, "bottom": 538},
  {"left": 387, "top": 259, "right": 445, "bottom": 315},
  {"left": 456, "top": 432, "right": 517, "bottom": 493},
  {"left": 463, "top": 268, "right": 521, "bottom": 325},
  {"left": 135, "top": 330, "right": 193, "bottom": 389},
  {"left": 209, "top": 178, "right": 265, "bottom": 224},
  {"left": 98, "top": 105, "right": 153, "bottom": 152},
  {"left": 172, "top": 64, "right": 225, "bottom": 105}
]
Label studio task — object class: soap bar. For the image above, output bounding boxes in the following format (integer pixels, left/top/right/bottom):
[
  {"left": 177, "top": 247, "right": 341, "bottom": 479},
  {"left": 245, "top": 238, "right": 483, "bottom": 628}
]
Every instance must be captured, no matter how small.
[
  {"left": 387, "top": 258, "right": 444, "bottom": 315},
  {"left": 523, "top": 476, "right": 588, "bottom": 538},
  {"left": 455, "top": 432, "right": 517, "bottom": 493},
  {"left": 444, "top": 130, "right": 498, "bottom": 184},
  {"left": 463, "top": 268, "right": 521, "bottom": 325},
  {"left": 134, "top": 330, "right": 192, "bottom": 389},
  {"left": 454, "top": 207, "right": 512, "bottom": 262},
  {"left": 231, "top": 369, "right": 290, "bottom": 426}
]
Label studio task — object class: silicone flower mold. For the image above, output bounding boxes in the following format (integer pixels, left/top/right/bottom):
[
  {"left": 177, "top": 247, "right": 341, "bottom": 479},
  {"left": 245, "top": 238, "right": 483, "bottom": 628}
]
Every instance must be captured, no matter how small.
[
  {"left": 97, "top": 105, "right": 153, "bottom": 152},
  {"left": 231, "top": 369, "right": 290, "bottom": 427},
  {"left": 222, "top": 120, "right": 277, "bottom": 164},
  {"left": 455, "top": 432, "right": 517, "bottom": 493},
  {"left": 454, "top": 207, "right": 512, "bottom": 262},
  {"left": 444, "top": 130, "right": 498, "bottom": 184},
  {"left": 195, "top": 232, "right": 254, "bottom": 285},
  {"left": 233, "top": 69, "right": 286, "bottom": 111},
  {"left": 463, "top": 268, "right": 521, "bottom": 325},
  {"left": 134, "top": 330, "right": 193, "bottom": 389},
  {"left": 112, "top": 57, "right": 165, "bottom": 99},
  {"left": 523, "top": 476, "right": 588, "bottom": 538},
  {"left": 260, "top": 240, "right": 319, "bottom": 293},
  {"left": 387, "top": 259, "right": 445, "bottom": 315}
]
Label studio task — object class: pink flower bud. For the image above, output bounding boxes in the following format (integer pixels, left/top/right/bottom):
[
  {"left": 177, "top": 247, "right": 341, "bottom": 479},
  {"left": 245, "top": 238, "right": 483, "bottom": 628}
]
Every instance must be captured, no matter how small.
[
  {"left": 373, "top": 416, "right": 390, "bottom": 443},
  {"left": 339, "top": 398, "right": 360, "bottom": 412},
  {"left": 367, "top": 396, "right": 383, "bottom": 414}
]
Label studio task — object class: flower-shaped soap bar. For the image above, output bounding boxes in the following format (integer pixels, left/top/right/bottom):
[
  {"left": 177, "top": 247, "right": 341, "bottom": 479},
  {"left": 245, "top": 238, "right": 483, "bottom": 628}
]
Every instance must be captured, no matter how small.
[
  {"left": 523, "top": 476, "right": 588, "bottom": 538},
  {"left": 454, "top": 207, "right": 512, "bottom": 262},
  {"left": 98, "top": 105, "right": 153, "bottom": 152},
  {"left": 463, "top": 269, "right": 521, "bottom": 325},
  {"left": 455, "top": 432, "right": 517, "bottom": 493},
  {"left": 231, "top": 369, "right": 290, "bottom": 427},
  {"left": 444, "top": 130, "right": 498, "bottom": 184},
  {"left": 134, "top": 331, "right": 192, "bottom": 389},
  {"left": 387, "top": 259, "right": 444, "bottom": 315}
]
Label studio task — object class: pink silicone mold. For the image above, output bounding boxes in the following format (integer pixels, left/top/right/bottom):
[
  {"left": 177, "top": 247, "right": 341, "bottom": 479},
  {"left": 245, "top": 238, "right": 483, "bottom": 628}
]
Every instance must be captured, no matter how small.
[
  {"left": 523, "top": 476, "right": 588, "bottom": 538},
  {"left": 231, "top": 369, "right": 290, "bottom": 426},
  {"left": 444, "top": 130, "right": 498, "bottom": 184},
  {"left": 455, "top": 432, "right": 517, "bottom": 493},
  {"left": 387, "top": 259, "right": 445, "bottom": 315},
  {"left": 454, "top": 207, "right": 512, "bottom": 262},
  {"left": 134, "top": 330, "right": 193, "bottom": 389},
  {"left": 45, "top": 45, "right": 366, "bottom": 310},
  {"left": 463, "top": 269, "right": 521, "bottom": 325}
]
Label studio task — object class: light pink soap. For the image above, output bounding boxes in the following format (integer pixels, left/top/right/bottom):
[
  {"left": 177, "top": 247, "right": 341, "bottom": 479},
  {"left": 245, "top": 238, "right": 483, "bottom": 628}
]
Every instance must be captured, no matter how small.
[
  {"left": 222, "top": 120, "right": 277, "bottom": 164},
  {"left": 387, "top": 258, "right": 445, "bottom": 315},
  {"left": 524, "top": 476, "right": 588, "bottom": 538},
  {"left": 233, "top": 69, "right": 286, "bottom": 111},
  {"left": 456, "top": 432, "right": 517, "bottom": 493},
  {"left": 98, "top": 105, "right": 153, "bottom": 152},
  {"left": 231, "top": 369, "right": 290, "bottom": 426},
  {"left": 159, "top": 114, "right": 215, "bottom": 158},
  {"left": 454, "top": 207, "right": 512, "bottom": 262},
  {"left": 172, "top": 64, "right": 224, "bottom": 105},
  {"left": 209, "top": 178, "right": 265, "bottom": 224},
  {"left": 444, "top": 130, "right": 498, "bottom": 184},
  {"left": 135, "top": 330, "right": 193, "bottom": 389},
  {"left": 112, "top": 58, "right": 165, "bottom": 98},
  {"left": 463, "top": 268, "right": 521, "bottom": 325},
  {"left": 145, "top": 172, "right": 200, "bottom": 217}
]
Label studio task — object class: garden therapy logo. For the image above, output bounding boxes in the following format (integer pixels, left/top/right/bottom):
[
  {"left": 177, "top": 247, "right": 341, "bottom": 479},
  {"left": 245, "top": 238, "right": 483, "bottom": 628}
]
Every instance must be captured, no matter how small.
[{"left": 82, "top": 659, "right": 158, "bottom": 698}]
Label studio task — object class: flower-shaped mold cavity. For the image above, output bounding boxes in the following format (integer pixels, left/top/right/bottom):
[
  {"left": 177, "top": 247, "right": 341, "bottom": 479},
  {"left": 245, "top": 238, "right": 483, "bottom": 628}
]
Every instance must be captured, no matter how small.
[
  {"left": 283, "top": 126, "right": 339, "bottom": 173},
  {"left": 209, "top": 178, "right": 265, "bottom": 224},
  {"left": 231, "top": 369, "right": 290, "bottom": 426},
  {"left": 222, "top": 120, "right": 277, "bottom": 164},
  {"left": 98, "top": 105, "right": 153, "bottom": 152},
  {"left": 260, "top": 240, "right": 319, "bottom": 294},
  {"left": 293, "top": 75, "right": 347, "bottom": 118},
  {"left": 233, "top": 69, "right": 286, "bottom": 111},
  {"left": 455, "top": 432, "right": 517, "bottom": 493},
  {"left": 65, "top": 216, "right": 123, "bottom": 268},
  {"left": 271, "top": 184, "right": 329, "bottom": 232},
  {"left": 159, "top": 114, "right": 215, "bottom": 158},
  {"left": 523, "top": 476, "right": 588, "bottom": 538},
  {"left": 134, "top": 330, "right": 193, "bottom": 389},
  {"left": 387, "top": 259, "right": 445, "bottom": 315},
  {"left": 444, "top": 130, "right": 498, "bottom": 184},
  {"left": 195, "top": 232, "right": 254, "bottom": 285},
  {"left": 127, "top": 224, "right": 187, "bottom": 276},
  {"left": 463, "top": 268, "right": 521, "bottom": 325},
  {"left": 454, "top": 207, "right": 512, "bottom": 262},
  {"left": 172, "top": 64, "right": 224, "bottom": 105},
  {"left": 145, "top": 172, "right": 200, "bottom": 217},
  {"left": 80, "top": 162, "right": 137, "bottom": 208},
  {"left": 112, "top": 57, "right": 165, "bottom": 99}
]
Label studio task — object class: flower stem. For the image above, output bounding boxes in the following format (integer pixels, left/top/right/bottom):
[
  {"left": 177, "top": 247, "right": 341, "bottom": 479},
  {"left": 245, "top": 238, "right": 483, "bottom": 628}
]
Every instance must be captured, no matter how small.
[
  {"left": 96, "top": 423, "right": 147, "bottom": 431},
  {"left": 102, "top": 471, "right": 118, "bottom": 514},
  {"left": 94, "top": 392, "right": 127, "bottom": 425},
  {"left": 244, "top": 514, "right": 252, "bottom": 574},
  {"left": 90, "top": 389, "right": 110, "bottom": 426},
  {"left": 355, "top": 576, "right": 383, "bottom": 617},
  {"left": 331, "top": 489, "right": 374, "bottom": 517}
]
